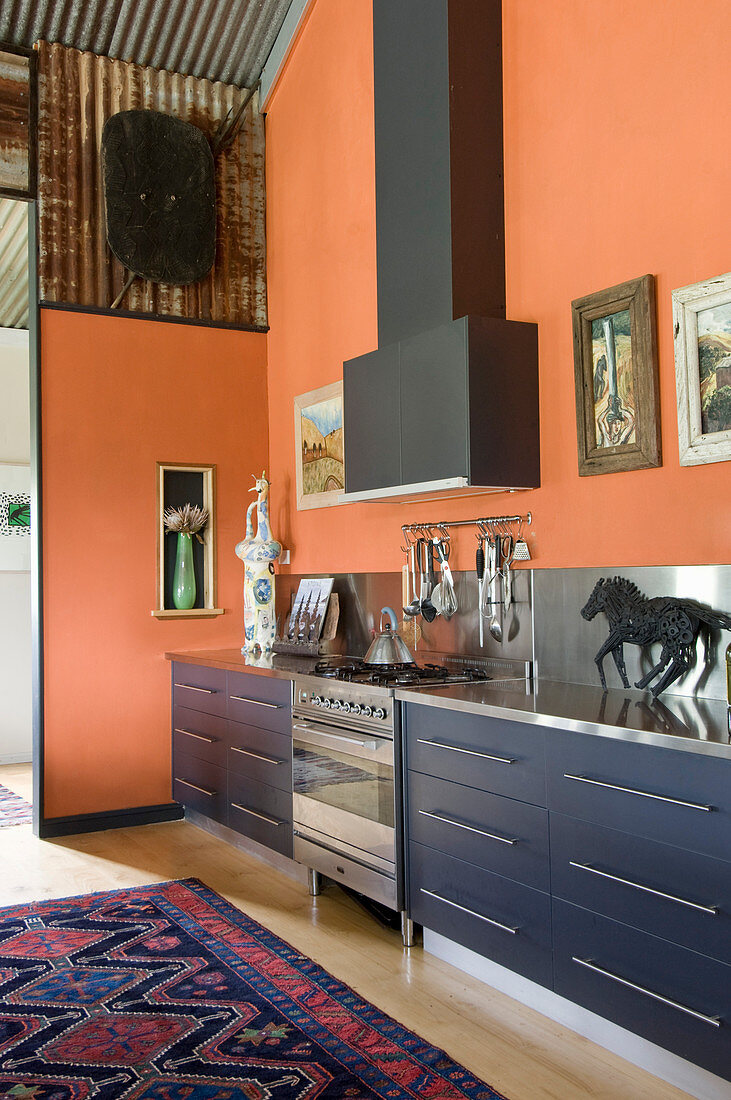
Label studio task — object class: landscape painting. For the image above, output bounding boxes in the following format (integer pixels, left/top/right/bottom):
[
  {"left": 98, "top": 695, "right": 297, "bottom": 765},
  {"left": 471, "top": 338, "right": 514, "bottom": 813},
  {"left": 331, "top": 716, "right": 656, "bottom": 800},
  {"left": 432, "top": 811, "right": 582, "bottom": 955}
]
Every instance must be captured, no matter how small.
[
  {"left": 294, "top": 381, "right": 345, "bottom": 509},
  {"left": 696, "top": 302, "right": 731, "bottom": 435},
  {"left": 591, "top": 308, "right": 636, "bottom": 448}
]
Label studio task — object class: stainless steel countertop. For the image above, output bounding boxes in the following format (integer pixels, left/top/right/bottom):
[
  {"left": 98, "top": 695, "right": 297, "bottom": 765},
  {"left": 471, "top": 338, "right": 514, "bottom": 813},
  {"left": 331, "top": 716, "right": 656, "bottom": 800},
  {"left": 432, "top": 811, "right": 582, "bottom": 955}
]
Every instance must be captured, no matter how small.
[
  {"left": 166, "top": 649, "right": 731, "bottom": 758},
  {"left": 395, "top": 679, "right": 731, "bottom": 758}
]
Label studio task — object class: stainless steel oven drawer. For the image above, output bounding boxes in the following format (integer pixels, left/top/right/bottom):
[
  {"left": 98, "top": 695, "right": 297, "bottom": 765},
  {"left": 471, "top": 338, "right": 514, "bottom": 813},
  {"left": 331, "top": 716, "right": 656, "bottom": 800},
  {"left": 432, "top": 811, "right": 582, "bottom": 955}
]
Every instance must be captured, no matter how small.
[{"left": 294, "top": 832, "right": 398, "bottom": 910}]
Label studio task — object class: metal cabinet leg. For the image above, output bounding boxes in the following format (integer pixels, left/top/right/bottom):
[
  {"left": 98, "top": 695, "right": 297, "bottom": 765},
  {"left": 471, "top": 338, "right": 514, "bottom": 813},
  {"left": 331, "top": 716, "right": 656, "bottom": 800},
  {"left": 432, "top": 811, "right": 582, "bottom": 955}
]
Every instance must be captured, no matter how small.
[
  {"left": 307, "top": 868, "right": 322, "bottom": 897},
  {"left": 401, "top": 912, "right": 415, "bottom": 948}
]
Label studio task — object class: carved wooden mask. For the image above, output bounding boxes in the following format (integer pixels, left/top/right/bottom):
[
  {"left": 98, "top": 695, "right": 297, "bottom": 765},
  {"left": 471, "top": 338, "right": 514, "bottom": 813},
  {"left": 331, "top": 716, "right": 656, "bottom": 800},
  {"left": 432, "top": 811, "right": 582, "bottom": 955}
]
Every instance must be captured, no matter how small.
[{"left": 101, "top": 109, "right": 216, "bottom": 285}]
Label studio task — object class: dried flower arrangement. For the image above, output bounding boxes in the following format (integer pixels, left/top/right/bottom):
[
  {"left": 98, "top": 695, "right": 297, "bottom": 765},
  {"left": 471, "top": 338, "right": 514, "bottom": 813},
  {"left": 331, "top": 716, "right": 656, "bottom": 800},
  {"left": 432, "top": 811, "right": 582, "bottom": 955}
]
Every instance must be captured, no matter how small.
[{"left": 163, "top": 503, "right": 209, "bottom": 543}]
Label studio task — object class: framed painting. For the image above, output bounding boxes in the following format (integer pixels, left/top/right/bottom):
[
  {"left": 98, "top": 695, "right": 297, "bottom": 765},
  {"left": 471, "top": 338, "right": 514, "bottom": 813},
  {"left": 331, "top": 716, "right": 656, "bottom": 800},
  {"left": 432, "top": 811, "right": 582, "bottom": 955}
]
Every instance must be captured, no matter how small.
[
  {"left": 0, "top": 463, "right": 31, "bottom": 571},
  {"left": 672, "top": 270, "right": 731, "bottom": 466},
  {"left": 572, "top": 274, "right": 660, "bottom": 476},
  {"left": 294, "top": 381, "right": 345, "bottom": 510}
]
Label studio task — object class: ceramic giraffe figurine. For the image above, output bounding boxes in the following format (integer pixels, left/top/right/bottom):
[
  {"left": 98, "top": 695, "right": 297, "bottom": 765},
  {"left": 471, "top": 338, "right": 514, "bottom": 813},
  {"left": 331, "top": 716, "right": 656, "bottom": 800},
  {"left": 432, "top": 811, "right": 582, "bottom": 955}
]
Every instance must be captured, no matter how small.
[{"left": 235, "top": 471, "right": 281, "bottom": 652}]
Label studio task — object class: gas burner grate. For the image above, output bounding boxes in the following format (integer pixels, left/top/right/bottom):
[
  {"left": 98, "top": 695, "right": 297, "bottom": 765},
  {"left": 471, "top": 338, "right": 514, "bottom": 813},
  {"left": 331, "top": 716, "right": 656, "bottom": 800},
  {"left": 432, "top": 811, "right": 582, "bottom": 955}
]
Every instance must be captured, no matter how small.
[{"left": 313, "top": 657, "right": 492, "bottom": 687}]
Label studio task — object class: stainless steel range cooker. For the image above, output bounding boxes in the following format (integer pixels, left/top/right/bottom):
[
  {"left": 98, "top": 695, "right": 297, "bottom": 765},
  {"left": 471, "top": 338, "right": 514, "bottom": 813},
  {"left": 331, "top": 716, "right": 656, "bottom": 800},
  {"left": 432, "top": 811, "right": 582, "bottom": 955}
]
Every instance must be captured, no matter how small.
[{"left": 292, "top": 655, "right": 531, "bottom": 946}]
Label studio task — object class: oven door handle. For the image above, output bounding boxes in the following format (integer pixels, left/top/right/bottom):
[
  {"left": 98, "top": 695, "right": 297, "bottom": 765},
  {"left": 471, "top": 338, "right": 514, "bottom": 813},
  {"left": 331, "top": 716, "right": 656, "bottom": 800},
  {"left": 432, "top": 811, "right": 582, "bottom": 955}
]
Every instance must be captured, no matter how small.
[{"left": 292, "top": 720, "right": 381, "bottom": 754}]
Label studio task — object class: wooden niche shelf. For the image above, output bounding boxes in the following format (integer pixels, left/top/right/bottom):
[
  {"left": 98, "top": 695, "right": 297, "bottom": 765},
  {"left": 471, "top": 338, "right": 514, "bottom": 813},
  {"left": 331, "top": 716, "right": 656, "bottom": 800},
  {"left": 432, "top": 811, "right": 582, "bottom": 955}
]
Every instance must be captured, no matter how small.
[{"left": 152, "top": 462, "right": 224, "bottom": 619}]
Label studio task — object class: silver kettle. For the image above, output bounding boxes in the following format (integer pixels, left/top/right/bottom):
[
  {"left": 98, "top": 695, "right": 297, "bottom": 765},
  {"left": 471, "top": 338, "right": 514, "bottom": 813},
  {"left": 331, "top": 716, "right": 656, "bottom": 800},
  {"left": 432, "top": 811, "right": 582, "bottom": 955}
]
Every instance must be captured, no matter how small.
[{"left": 364, "top": 606, "right": 415, "bottom": 666}]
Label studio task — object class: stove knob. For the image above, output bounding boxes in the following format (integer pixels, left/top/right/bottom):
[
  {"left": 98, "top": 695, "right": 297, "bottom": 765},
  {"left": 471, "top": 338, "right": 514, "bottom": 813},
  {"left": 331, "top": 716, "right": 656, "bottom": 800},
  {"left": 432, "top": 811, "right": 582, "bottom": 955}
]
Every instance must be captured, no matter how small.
[
  {"left": 313, "top": 695, "right": 324, "bottom": 707},
  {"left": 322, "top": 697, "right": 331, "bottom": 708},
  {"left": 331, "top": 698, "right": 342, "bottom": 710},
  {"left": 373, "top": 707, "right": 386, "bottom": 721},
  {"left": 362, "top": 706, "right": 372, "bottom": 718},
  {"left": 351, "top": 703, "right": 362, "bottom": 716},
  {"left": 341, "top": 701, "right": 351, "bottom": 713}
]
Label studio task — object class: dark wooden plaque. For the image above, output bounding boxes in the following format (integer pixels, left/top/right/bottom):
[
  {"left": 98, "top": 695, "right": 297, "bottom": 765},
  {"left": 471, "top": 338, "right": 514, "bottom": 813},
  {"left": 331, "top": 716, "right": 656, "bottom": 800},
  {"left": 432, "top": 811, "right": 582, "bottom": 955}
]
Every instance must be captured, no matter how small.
[{"left": 101, "top": 109, "right": 216, "bottom": 285}]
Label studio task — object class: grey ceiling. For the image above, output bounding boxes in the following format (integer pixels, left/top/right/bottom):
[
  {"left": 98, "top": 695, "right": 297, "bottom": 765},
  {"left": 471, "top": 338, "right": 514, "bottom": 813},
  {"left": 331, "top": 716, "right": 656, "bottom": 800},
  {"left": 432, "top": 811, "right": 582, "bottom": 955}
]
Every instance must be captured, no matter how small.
[{"left": 0, "top": 0, "right": 293, "bottom": 87}]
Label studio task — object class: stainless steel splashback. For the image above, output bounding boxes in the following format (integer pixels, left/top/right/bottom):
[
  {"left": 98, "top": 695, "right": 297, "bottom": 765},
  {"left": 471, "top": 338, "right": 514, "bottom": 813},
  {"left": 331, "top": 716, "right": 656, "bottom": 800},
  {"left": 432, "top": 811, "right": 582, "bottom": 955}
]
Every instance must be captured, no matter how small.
[
  {"left": 275, "top": 567, "right": 534, "bottom": 663},
  {"left": 534, "top": 565, "right": 731, "bottom": 701}
]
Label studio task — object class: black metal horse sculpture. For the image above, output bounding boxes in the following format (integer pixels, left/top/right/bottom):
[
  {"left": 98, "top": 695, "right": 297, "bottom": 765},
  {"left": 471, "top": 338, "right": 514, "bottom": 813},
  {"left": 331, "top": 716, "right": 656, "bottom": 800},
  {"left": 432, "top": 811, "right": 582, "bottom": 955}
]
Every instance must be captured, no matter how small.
[{"left": 581, "top": 577, "right": 731, "bottom": 698}]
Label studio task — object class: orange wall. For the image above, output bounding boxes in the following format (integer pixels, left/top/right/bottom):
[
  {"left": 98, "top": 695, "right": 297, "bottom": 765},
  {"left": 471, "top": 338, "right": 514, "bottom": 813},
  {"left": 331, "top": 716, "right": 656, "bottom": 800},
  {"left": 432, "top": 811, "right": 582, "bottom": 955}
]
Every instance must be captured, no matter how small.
[
  {"left": 41, "top": 309, "right": 268, "bottom": 817},
  {"left": 265, "top": 0, "right": 731, "bottom": 576}
]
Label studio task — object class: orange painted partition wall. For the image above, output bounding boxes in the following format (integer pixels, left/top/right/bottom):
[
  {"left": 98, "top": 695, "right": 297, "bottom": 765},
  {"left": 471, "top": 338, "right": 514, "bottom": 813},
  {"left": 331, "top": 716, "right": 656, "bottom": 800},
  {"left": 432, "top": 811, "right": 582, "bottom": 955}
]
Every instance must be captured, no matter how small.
[
  {"left": 265, "top": 0, "right": 730, "bottom": 577},
  {"left": 41, "top": 309, "right": 267, "bottom": 818}
]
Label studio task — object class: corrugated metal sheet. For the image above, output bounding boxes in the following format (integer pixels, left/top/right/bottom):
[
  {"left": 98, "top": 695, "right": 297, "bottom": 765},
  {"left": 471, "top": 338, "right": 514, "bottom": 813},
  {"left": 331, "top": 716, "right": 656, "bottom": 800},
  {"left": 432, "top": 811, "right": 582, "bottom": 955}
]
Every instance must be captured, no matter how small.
[
  {"left": 37, "top": 42, "right": 267, "bottom": 327},
  {"left": 0, "top": 198, "right": 29, "bottom": 328},
  {"left": 0, "top": 49, "right": 31, "bottom": 193},
  {"left": 0, "top": 0, "right": 292, "bottom": 88}
]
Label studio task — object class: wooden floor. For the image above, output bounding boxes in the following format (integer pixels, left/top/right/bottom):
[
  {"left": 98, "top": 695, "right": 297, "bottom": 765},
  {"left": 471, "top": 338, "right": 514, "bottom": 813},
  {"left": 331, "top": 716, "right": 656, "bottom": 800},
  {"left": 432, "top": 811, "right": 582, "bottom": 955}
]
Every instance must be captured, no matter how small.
[{"left": 0, "top": 764, "right": 694, "bottom": 1100}]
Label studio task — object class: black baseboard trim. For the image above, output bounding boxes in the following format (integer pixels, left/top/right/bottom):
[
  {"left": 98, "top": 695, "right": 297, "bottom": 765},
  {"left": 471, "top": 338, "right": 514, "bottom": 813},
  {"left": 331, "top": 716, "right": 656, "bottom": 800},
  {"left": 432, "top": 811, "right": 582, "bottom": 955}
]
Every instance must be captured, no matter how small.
[
  {"left": 39, "top": 300, "right": 269, "bottom": 334},
  {"left": 39, "top": 802, "right": 184, "bottom": 839}
]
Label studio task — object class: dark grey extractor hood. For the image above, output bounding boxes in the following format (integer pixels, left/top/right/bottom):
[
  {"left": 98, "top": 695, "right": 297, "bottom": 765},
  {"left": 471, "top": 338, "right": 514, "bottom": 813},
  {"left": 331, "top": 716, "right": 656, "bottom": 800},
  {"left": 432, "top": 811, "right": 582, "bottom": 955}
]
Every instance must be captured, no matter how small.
[{"left": 342, "top": 0, "right": 540, "bottom": 503}]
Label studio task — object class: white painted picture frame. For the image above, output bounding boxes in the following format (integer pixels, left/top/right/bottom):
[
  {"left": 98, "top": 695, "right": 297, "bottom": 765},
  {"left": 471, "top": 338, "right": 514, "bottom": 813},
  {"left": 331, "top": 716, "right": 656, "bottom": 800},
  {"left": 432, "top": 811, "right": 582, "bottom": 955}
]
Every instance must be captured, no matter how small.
[
  {"left": 294, "top": 381, "right": 345, "bottom": 510},
  {"left": 672, "top": 270, "right": 731, "bottom": 466}
]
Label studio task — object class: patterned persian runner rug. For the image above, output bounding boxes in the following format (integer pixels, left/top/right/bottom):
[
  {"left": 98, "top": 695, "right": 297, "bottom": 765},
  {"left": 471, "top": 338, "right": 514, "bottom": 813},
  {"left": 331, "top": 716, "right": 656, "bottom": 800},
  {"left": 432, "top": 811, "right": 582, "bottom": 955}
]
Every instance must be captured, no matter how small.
[
  {"left": 0, "top": 782, "right": 32, "bottom": 827},
  {"left": 0, "top": 878, "right": 506, "bottom": 1099}
]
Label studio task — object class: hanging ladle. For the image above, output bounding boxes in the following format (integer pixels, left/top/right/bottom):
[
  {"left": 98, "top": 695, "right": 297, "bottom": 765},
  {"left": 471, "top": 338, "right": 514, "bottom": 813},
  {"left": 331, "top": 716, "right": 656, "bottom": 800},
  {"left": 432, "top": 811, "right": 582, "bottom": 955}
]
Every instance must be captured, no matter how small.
[{"left": 403, "top": 540, "right": 420, "bottom": 617}]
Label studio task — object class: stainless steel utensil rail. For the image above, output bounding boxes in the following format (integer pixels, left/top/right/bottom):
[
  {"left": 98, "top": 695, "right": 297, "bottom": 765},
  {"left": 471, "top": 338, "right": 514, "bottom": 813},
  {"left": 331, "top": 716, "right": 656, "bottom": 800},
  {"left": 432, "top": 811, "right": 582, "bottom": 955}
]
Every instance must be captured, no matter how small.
[{"left": 401, "top": 512, "right": 531, "bottom": 539}]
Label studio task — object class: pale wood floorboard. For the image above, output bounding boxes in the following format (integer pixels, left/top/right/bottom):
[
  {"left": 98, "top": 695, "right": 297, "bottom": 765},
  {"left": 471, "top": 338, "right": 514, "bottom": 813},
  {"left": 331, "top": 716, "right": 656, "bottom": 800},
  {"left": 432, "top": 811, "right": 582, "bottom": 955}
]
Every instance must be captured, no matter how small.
[{"left": 0, "top": 764, "right": 693, "bottom": 1100}]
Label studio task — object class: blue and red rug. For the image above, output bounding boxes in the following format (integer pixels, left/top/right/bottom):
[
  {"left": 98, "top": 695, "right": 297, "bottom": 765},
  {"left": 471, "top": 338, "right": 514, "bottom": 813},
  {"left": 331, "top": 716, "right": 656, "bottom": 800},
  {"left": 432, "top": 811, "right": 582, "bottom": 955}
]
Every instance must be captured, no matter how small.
[
  {"left": 0, "top": 782, "right": 32, "bottom": 827},
  {"left": 0, "top": 878, "right": 506, "bottom": 1099}
]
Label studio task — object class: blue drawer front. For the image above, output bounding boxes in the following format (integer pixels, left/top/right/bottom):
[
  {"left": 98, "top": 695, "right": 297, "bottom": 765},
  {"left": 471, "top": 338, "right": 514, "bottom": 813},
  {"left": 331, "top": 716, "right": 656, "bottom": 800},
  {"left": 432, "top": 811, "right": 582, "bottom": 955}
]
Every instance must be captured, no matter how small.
[
  {"left": 551, "top": 814, "right": 731, "bottom": 966},
  {"left": 409, "top": 842, "right": 552, "bottom": 988},
  {"left": 172, "top": 706, "right": 228, "bottom": 767},
  {"left": 227, "top": 670, "right": 291, "bottom": 733},
  {"left": 228, "top": 721, "right": 292, "bottom": 792},
  {"left": 553, "top": 899, "right": 731, "bottom": 1081},
  {"left": 228, "top": 771, "right": 293, "bottom": 857},
  {"left": 547, "top": 731, "right": 731, "bottom": 861},
  {"left": 405, "top": 704, "right": 546, "bottom": 806},
  {"left": 172, "top": 662, "right": 227, "bottom": 717},
  {"left": 172, "top": 750, "right": 228, "bottom": 826},
  {"left": 408, "top": 771, "right": 549, "bottom": 891}
]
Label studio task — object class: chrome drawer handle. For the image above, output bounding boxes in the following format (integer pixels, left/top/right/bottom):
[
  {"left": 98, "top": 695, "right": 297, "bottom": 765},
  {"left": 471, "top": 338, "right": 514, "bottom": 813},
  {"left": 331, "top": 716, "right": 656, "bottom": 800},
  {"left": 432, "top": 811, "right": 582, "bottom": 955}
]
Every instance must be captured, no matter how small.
[
  {"left": 420, "top": 888, "right": 519, "bottom": 935},
  {"left": 569, "top": 862, "right": 719, "bottom": 915},
  {"left": 230, "top": 695, "right": 282, "bottom": 709},
  {"left": 563, "top": 774, "right": 713, "bottom": 812},
  {"left": 174, "top": 682, "right": 216, "bottom": 694},
  {"left": 231, "top": 745, "right": 285, "bottom": 765},
  {"left": 175, "top": 728, "right": 217, "bottom": 744},
  {"left": 571, "top": 957, "right": 722, "bottom": 1028},
  {"left": 175, "top": 777, "right": 216, "bottom": 797},
  {"left": 231, "top": 802, "right": 285, "bottom": 827},
  {"left": 418, "top": 809, "right": 519, "bottom": 845},
  {"left": 416, "top": 739, "right": 515, "bottom": 765}
]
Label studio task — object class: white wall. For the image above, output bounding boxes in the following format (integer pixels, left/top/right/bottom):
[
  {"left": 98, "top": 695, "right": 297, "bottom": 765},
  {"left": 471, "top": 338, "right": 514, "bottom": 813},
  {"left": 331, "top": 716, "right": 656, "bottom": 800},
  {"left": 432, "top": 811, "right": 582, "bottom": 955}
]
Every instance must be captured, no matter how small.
[{"left": 0, "top": 328, "right": 31, "bottom": 762}]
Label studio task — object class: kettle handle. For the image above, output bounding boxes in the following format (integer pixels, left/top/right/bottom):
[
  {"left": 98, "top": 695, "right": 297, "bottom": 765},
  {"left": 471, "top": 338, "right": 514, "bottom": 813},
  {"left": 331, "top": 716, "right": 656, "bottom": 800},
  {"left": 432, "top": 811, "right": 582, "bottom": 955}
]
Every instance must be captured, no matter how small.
[{"left": 380, "top": 606, "right": 398, "bottom": 631}]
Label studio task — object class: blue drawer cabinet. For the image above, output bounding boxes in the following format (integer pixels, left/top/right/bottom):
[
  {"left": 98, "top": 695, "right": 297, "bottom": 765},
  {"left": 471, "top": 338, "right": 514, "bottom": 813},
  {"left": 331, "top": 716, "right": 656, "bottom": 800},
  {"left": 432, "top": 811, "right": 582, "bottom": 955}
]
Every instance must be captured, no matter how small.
[
  {"left": 172, "top": 662, "right": 227, "bottom": 717},
  {"left": 171, "top": 662, "right": 293, "bottom": 859},
  {"left": 404, "top": 703, "right": 546, "bottom": 806},
  {"left": 409, "top": 842, "right": 552, "bottom": 987},
  {"left": 551, "top": 813, "right": 731, "bottom": 965},
  {"left": 547, "top": 730, "right": 731, "bottom": 861},
  {"left": 408, "top": 771, "right": 549, "bottom": 891},
  {"left": 553, "top": 899, "right": 731, "bottom": 1081}
]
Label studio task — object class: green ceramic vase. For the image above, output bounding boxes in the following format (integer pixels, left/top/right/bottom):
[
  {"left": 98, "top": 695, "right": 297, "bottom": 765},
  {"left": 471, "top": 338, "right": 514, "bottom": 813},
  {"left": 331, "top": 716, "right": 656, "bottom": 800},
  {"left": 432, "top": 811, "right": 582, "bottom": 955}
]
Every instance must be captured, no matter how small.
[{"left": 173, "top": 532, "right": 196, "bottom": 610}]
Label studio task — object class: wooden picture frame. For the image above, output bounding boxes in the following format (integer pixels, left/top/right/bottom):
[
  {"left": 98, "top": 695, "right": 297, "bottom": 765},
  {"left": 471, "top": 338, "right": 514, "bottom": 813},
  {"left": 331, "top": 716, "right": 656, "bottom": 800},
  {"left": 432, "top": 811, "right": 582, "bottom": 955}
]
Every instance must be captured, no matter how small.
[
  {"left": 152, "top": 462, "right": 223, "bottom": 619},
  {"left": 572, "top": 274, "right": 661, "bottom": 476},
  {"left": 672, "top": 270, "right": 731, "bottom": 466},
  {"left": 294, "top": 381, "right": 345, "bottom": 510}
]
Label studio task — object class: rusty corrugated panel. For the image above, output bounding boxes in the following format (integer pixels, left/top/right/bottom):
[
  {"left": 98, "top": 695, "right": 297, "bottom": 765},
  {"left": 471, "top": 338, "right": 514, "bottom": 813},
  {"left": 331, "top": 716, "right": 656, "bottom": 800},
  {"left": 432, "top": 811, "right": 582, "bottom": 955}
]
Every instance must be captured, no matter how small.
[
  {"left": 0, "top": 198, "right": 29, "bottom": 328},
  {"left": 37, "top": 42, "right": 267, "bottom": 327},
  {"left": 0, "top": 0, "right": 292, "bottom": 88},
  {"left": 0, "top": 49, "right": 31, "bottom": 193}
]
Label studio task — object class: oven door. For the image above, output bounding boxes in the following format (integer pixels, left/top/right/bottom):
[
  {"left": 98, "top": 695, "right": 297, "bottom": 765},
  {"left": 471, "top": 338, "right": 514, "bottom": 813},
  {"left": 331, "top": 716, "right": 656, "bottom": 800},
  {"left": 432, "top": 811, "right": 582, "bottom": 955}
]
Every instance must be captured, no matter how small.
[{"left": 292, "top": 717, "right": 395, "bottom": 866}]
